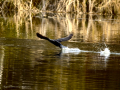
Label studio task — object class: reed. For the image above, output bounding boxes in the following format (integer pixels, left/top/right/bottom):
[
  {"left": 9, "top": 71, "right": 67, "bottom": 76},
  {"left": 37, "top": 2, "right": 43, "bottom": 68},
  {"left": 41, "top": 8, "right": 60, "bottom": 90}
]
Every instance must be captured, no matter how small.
[
  {"left": 1, "top": 0, "right": 120, "bottom": 14},
  {"left": 96, "top": 0, "right": 120, "bottom": 15}
]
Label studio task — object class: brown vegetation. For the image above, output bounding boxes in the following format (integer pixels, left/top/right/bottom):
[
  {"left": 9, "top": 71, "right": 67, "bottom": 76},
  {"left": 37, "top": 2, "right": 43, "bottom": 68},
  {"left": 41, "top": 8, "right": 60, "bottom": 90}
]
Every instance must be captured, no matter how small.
[
  {"left": 0, "top": 0, "right": 120, "bottom": 14},
  {"left": 0, "top": 0, "right": 120, "bottom": 44}
]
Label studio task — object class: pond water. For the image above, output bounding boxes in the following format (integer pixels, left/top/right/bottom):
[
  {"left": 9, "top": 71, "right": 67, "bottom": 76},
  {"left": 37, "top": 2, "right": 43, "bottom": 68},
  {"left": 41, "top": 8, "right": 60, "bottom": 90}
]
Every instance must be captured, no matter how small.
[{"left": 0, "top": 12, "right": 120, "bottom": 90}]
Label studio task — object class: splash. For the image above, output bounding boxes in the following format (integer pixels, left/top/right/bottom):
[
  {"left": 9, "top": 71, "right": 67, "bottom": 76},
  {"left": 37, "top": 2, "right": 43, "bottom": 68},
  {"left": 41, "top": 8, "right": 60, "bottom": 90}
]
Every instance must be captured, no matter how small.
[
  {"left": 100, "top": 48, "right": 110, "bottom": 57},
  {"left": 99, "top": 42, "right": 110, "bottom": 57},
  {"left": 62, "top": 47, "right": 81, "bottom": 54}
]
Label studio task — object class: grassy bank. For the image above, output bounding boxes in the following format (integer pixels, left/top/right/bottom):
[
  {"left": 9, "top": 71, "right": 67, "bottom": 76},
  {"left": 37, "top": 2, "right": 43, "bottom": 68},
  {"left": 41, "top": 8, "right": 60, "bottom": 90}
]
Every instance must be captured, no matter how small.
[{"left": 0, "top": 0, "right": 120, "bottom": 14}]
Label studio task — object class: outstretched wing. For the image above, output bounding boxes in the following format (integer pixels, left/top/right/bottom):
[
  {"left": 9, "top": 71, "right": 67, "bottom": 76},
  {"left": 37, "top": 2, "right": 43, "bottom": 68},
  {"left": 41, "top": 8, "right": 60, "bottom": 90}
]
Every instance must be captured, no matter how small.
[
  {"left": 55, "top": 34, "right": 73, "bottom": 42},
  {"left": 36, "top": 33, "right": 73, "bottom": 48},
  {"left": 36, "top": 33, "right": 49, "bottom": 40}
]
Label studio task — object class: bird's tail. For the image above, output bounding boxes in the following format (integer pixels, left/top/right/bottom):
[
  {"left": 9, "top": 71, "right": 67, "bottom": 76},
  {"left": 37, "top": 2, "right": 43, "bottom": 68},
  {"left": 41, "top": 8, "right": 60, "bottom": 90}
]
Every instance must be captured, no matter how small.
[{"left": 36, "top": 33, "right": 49, "bottom": 40}]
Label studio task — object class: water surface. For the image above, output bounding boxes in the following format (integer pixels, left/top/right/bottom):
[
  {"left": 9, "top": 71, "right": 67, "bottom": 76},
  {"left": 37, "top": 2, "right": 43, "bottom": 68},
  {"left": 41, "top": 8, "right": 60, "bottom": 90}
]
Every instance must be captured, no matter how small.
[{"left": 0, "top": 13, "right": 120, "bottom": 90}]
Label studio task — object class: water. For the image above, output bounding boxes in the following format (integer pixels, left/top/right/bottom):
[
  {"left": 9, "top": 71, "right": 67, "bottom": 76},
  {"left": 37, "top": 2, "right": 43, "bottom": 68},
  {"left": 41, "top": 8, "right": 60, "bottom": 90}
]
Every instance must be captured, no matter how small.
[{"left": 0, "top": 13, "right": 120, "bottom": 90}]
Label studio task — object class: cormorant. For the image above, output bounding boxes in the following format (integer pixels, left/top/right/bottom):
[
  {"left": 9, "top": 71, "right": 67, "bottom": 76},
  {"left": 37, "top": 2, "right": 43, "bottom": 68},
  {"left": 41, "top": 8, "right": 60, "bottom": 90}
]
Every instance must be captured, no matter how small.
[{"left": 36, "top": 33, "right": 73, "bottom": 48}]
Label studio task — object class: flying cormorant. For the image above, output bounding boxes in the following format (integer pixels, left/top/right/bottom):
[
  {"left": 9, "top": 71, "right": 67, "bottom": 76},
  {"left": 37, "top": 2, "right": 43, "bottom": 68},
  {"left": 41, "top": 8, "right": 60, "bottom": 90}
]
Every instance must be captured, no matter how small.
[{"left": 36, "top": 33, "right": 73, "bottom": 48}]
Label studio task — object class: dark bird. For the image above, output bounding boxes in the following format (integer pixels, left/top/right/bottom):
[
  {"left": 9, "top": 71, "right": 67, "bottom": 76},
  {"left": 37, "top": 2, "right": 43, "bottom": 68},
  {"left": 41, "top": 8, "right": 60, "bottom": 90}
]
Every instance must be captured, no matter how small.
[{"left": 36, "top": 33, "right": 73, "bottom": 48}]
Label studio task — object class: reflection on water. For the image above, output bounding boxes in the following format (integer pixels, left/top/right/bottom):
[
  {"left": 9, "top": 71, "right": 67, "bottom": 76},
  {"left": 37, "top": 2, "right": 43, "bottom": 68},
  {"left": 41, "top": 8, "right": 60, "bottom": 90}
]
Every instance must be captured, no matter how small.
[{"left": 0, "top": 12, "right": 120, "bottom": 90}]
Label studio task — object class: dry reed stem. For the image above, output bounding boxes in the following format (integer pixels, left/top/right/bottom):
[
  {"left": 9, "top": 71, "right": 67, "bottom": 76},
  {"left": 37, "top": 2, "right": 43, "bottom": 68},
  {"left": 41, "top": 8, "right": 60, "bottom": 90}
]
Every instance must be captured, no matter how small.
[{"left": 1, "top": 0, "right": 120, "bottom": 14}]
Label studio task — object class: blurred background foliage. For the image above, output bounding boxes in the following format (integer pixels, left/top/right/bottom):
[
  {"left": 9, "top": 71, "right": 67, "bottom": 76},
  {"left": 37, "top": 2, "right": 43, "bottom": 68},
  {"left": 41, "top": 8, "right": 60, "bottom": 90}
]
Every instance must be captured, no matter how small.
[{"left": 0, "top": 0, "right": 120, "bottom": 14}]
